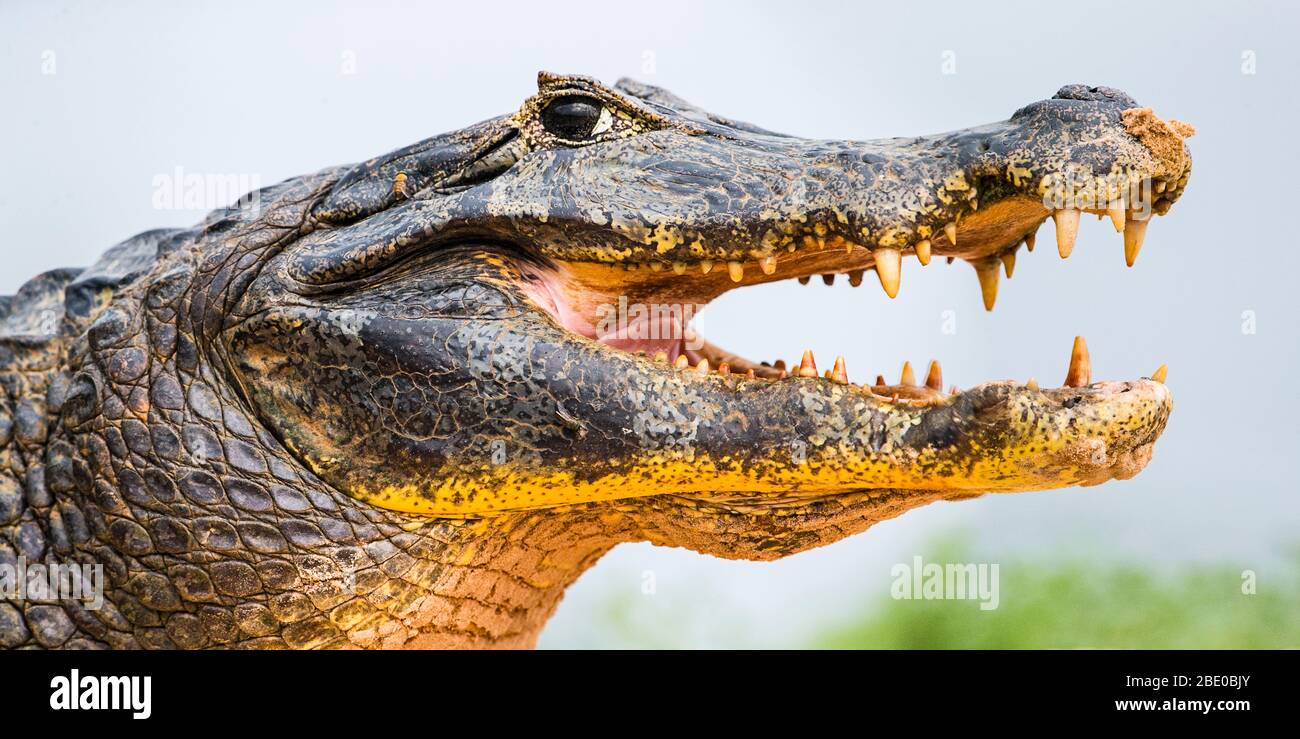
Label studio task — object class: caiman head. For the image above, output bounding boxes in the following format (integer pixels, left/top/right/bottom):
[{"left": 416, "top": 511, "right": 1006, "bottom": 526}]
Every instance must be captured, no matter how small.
[{"left": 31, "top": 73, "right": 1192, "bottom": 649}]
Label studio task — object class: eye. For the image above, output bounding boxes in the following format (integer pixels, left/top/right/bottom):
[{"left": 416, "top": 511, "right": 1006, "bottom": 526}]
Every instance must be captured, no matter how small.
[{"left": 541, "top": 95, "right": 609, "bottom": 140}]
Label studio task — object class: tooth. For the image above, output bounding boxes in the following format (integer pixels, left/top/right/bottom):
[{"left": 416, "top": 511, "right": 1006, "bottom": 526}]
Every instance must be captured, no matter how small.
[
  {"left": 1000, "top": 250, "right": 1017, "bottom": 278},
  {"left": 1156, "top": 180, "right": 1167, "bottom": 193},
  {"left": 746, "top": 369, "right": 756, "bottom": 378},
  {"left": 925, "top": 360, "right": 942, "bottom": 390},
  {"left": 848, "top": 270, "right": 864, "bottom": 287},
  {"left": 944, "top": 222, "right": 957, "bottom": 246},
  {"left": 674, "top": 354, "right": 689, "bottom": 370},
  {"left": 759, "top": 255, "right": 778, "bottom": 275},
  {"left": 822, "top": 274, "right": 835, "bottom": 286},
  {"left": 798, "top": 349, "right": 819, "bottom": 378},
  {"left": 798, "top": 276, "right": 811, "bottom": 285},
  {"left": 874, "top": 248, "right": 901, "bottom": 298},
  {"left": 1107, "top": 201, "right": 1126, "bottom": 232},
  {"left": 875, "top": 375, "right": 886, "bottom": 387},
  {"left": 1151, "top": 364, "right": 1168, "bottom": 383},
  {"left": 1123, "top": 216, "right": 1149, "bottom": 267},
  {"left": 1053, "top": 209, "right": 1080, "bottom": 258},
  {"left": 700, "top": 260, "right": 714, "bottom": 274},
  {"left": 653, "top": 351, "right": 668, "bottom": 363},
  {"left": 831, "top": 356, "right": 848, "bottom": 384},
  {"left": 1024, "top": 231, "right": 1036, "bottom": 252},
  {"left": 650, "top": 262, "right": 664, "bottom": 272},
  {"left": 802, "top": 235, "right": 817, "bottom": 250},
  {"left": 974, "top": 260, "right": 1000, "bottom": 311},
  {"left": 844, "top": 241, "right": 854, "bottom": 256},
  {"left": 915, "top": 239, "right": 932, "bottom": 265},
  {"left": 695, "top": 358, "right": 710, "bottom": 374},
  {"left": 948, "top": 385, "right": 958, "bottom": 396},
  {"left": 1025, "top": 377, "right": 1039, "bottom": 390},
  {"left": 728, "top": 261, "right": 744, "bottom": 282},
  {"left": 1064, "top": 335, "right": 1091, "bottom": 387},
  {"left": 672, "top": 261, "right": 687, "bottom": 275},
  {"left": 816, "top": 236, "right": 826, "bottom": 249},
  {"left": 626, "top": 263, "right": 639, "bottom": 271},
  {"left": 773, "top": 359, "right": 787, "bottom": 371},
  {"left": 899, "top": 361, "right": 916, "bottom": 386},
  {"left": 717, "top": 362, "right": 731, "bottom": 376},
  {"left": 946, "top": 256, "right": 955, "bottom": 264},
  {"left": 787, "top": 243, "right": 797, "bottom": 253}
]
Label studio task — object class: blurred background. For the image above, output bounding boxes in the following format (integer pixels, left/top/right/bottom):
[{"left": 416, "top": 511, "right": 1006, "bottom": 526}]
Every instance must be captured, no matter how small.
[{"left": 2, "top": 0, "right": 1296, "bottom": 648}]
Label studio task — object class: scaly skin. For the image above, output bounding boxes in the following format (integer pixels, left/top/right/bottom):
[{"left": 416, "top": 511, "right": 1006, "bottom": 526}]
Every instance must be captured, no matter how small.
[{"left": 0, "top": 73, "right": 1191, "bottom": 649}]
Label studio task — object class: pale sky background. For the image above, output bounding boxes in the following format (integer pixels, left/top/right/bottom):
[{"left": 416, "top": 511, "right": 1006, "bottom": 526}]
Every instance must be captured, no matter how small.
[{"left": 2, "top": 0, "right": 1296, "bottom": 647}]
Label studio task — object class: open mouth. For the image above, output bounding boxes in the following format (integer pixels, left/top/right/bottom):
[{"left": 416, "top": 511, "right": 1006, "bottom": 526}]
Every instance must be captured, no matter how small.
[{"left": 521, "top": 192, "right": 1173, "bottom": 404}]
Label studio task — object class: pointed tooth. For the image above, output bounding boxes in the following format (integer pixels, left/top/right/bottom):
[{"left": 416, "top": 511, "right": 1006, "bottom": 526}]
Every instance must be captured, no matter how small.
[
  {"left": 650, "top": 262, "right": 664, "bottom": 272},
  {"left": 1107, "top": 201, "right": 1126, "bottom": 232},
  {"left": 821, "top": 273, "right": 835, "bottom": 286},
  {"left": 1000, "top": 250, "right": 1017, "bottom": 279},
  {"left": 787, "top": 243, "right": 797, "bottom": 253},
  {"left": 1123, "top": 216, "right": 1149, "bottom": 267},
  {"left": 924, "top": 360, "right": 942, "bottom": 390},
  {"left": 948, "top": 385, "right": 959, "bottom": 396},
  {"left": 717, "top": 362, "right": 730, "bottom": 376},
  {"left": 816, "top": 236, "right": 826, "bottom": 249},
  {"left": 1151, "top": 364, "right": 1168, "bottom": 384},
  {"left": 672, "top": 261, "right": 687, "bottom": 275},
  {"left": 1025, "top": 377, "right": 1039, "bottom": 391},
  {"left": 915, "top": 239, "right": 932, "bottom": 266},
  {"left": 873, "top": 248, "right": 901, "bottom": 298},
  {"left": 831, "top": 356, "right": 848, "bottom": 384},
  {"left": 946, "top": 256, "right": 955, "bottom": 264},
  {"left": 695, "top": 358, "right": 710, "bottom": 374},
  {"left": 773, "top": 359, "right": 787, "bottom": 371},
  {"left": 674, "top": 354, "right": 689, "bottom": 370},
  {"left": 944, "top": 222, "right": 957, "bottom": 246},
  {"left": 653, "top": 350, "right": 668, "bottom": 364},
  {"left": 758, "top": 255, "right": 778, "bottom": 275},
  {"left": 974, "top": 260, "right": 1000, "bottom": 311},
  {"left": 1024, "top": 231, "right": 1036, "bottom": 252},
  {"left": 798, "top": 276, "right": 811, "bottom": 285},
  {"left": 798, "top": 349, "right": 819, "bottom": 378},
  {"left": 700, "top": 260, "right": 714, "bottom": 275},
  {"left": 727, "top": 261, "right": 744, "bottom": 282},
  {"left": 1053, "top": 209, "right": 1080, "bottom": 258},
  {"left": 847, "top": 270, "right": 864, "bottom": 287},
  {"left": 899, "top": 361, "right": 916, "bottom": 386},
  {"left": 844, "top": 241, "right": 854, "bottom": 255},
  {"left": 746, "top": 369, "right": 756, "bottom": 378},
  {"left": 1064, "top": 335, "right": 1091, "bottom": 387},
  {"left": 925, "top": 359, "right": 946, "bottom": 390}
]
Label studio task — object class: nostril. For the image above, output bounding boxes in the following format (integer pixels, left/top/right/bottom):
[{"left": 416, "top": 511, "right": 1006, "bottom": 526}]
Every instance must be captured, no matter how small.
[{"left": 977, "top": 140, "right": 991, "bottom": 153}]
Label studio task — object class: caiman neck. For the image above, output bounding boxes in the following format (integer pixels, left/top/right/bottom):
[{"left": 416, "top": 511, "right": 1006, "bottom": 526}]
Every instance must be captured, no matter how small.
[{"left": 31, "top": 299, "right": 630, "bottom": 649}]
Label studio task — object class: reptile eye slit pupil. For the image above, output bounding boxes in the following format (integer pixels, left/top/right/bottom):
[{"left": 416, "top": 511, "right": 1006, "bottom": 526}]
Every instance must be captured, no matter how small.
[{"left": 542, "top": 95, "right": 602, "bottom": 139}]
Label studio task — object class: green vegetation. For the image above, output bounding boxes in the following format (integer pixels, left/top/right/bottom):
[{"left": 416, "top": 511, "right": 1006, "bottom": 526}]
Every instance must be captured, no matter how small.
[
  {"left": 815, "top": 539, "right": 1299, "bottom": 649},
  {"left": 570, "top": 537, "right": 1300, "bottom": 649}
]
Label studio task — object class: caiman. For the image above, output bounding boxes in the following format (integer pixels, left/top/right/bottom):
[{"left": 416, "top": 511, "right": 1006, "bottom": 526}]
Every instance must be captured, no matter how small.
[{"left": 0, "top": 73, "right": 1193, "bottom": 649}]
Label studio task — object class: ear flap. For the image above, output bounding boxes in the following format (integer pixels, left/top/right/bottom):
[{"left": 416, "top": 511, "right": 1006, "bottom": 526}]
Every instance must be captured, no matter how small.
[
  {"left": 311, "top": 115, "right": 518, "bottom": 227},
  {"left": 615, "top": 78, "right": 789, "bottom": 137}
]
